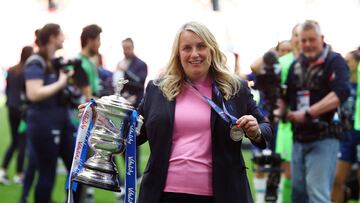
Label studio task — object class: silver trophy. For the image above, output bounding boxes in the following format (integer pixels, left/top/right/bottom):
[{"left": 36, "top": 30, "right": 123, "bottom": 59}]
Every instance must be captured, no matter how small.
[{"left": 73, "top": 79, "right": 143, "bottom": 192}]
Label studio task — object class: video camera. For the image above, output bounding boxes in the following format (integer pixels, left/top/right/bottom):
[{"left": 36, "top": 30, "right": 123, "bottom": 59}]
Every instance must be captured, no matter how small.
[
  {"left": 252, "top": 149, "right": 282, "bottom": 202},
  {"left": 253, "top": 51, "right": 282, "bottom": 124},
  {"left": 252, "top": 150, "right": 282, "bottom": 171},
  {"left": 251, "top": 52, "right": 284, "bottom": 202},
  {"left": 52, "top": 57, "right": 82, "bottom": 71},
  {"left": 52, "top": 57, "right": 83, "bottom": 108}
]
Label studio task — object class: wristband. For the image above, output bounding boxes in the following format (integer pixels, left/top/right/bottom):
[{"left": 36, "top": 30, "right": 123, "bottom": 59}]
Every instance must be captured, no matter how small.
[{"left": 249, "top": 128, "right": 262, "bottom": 141}]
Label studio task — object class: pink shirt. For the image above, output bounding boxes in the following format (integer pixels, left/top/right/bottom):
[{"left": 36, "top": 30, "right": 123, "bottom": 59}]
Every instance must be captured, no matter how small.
[{"left": 164, "top": 78, "right": 213, "bottom": 196}]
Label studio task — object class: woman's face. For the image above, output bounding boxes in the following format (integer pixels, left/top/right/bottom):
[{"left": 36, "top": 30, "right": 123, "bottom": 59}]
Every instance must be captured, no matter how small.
[
  {"left": 54, "top": 31, "right": 65, "bottom": 50},
  {"left": 291, "top": 26, "right": 301, "bottom": 50},
  {"left": 179, "top": 31, "right": 211, "bottom": 81},
  {"left": 278, "top": 41, "right": 292, "bottom": 57}
]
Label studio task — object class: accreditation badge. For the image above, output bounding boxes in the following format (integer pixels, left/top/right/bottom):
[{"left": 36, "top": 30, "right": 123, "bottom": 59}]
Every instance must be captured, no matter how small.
[
  {"left": 230, "top": 125, "right": 245, "bottom": 141},
  {"left": 296, "top": 90, "right": 310, "bottom": 111}
]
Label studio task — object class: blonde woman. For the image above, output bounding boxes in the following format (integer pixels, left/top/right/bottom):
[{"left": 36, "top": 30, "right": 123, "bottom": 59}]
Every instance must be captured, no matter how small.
[
  {"left": 134, "top": 21, "right": 272, "bottom": 203},
  {"left": 78, "top": 21, "right": 273, "bottom": 203}
]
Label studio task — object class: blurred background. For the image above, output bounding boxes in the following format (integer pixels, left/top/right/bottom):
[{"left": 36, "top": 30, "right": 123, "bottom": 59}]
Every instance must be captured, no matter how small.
[{"left": 0, "top": 0, "right": 360, "bottom": 202}]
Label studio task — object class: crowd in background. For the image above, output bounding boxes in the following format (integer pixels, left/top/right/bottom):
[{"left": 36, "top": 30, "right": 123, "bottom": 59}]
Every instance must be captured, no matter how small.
[
  {"left": 0, "top": 23, "right": 147, "bottom": 203},
  {"left": 0, "top": 18, "right": 359, "bottom": 203}
]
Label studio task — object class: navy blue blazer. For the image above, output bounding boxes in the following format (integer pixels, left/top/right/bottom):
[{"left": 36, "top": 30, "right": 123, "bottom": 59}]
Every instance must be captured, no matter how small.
[{"left": 137, "top": 79, "right": 273, "bottom": 203}]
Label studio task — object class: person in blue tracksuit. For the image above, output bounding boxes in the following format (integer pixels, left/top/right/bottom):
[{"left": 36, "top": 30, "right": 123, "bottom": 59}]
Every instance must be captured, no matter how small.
[{"left": 23, "top": 23, "right": 80, "bottom": 203}]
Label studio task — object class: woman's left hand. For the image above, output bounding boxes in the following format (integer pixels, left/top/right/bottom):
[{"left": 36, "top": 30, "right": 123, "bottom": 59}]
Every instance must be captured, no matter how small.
[
  {"left": 78, "top": 103, "right": 87, "bottom": 118},
  {"left": 236, "top": 115, "right": 260, "bottom": 139},
  {"left": 77, "top": 102, "right": 97, "bottom": 121}
]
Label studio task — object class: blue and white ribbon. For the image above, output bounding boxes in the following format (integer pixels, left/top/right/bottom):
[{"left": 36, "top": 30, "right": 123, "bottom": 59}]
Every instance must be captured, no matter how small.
[
  {"left": 66, "top": 99, "right": 97, "bottom": 203},
  {"left": 125, "top": 110, "right": 138, "bottom": 203}
]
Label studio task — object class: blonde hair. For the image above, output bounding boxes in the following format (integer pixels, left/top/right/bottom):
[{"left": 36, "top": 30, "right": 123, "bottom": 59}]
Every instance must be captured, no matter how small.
[{"left": 156, "top": 21, "right": 240, "bottom": 101}]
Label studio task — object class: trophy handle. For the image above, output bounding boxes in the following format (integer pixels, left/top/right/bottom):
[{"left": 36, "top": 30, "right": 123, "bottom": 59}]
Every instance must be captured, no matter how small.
[{"left": 136, "top": 115, "right": 144, "bottom": 136}]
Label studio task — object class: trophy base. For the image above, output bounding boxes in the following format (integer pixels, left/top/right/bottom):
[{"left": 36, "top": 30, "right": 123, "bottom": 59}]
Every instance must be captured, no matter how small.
[{"left": 73, "top": 167, "right": 121, "bottom": 192}]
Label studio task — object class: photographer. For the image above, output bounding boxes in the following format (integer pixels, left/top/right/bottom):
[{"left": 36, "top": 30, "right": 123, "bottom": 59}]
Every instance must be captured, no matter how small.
[
  {"left": 51, "top": 56, "right": 84, "bottom": 109},
  {"left": 23, "top": 23, "right": 81, "bottom": 203},
  {"left": 251, "top": 50, "right": 282, "bottom": 203},
  {"left": 280, "top": 20, "right": 350, "bottom": 203}
]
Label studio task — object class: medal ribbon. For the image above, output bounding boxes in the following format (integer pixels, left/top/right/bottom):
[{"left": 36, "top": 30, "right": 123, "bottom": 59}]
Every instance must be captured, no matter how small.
[
  {"left": 186, "top": 81, "right": 237, "bottom": 125},
  {"left": 66, "top": 99, "right": 97, "bottom": 203},
  {"left": 125, "top": 110, "right": 138, "bottom": 203}
]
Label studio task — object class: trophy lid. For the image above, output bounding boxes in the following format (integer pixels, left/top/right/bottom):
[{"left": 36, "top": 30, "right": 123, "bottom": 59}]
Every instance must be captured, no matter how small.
[{"left": 96, "top": 79, "right": 134, "bottom": 111}]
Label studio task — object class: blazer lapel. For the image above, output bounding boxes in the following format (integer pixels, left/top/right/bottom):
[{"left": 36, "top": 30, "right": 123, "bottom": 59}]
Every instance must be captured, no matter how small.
[
  {"left": 166, "top": 99, "right": 176, "bottom": 136},
  {"left": 211, "top": 85, "right": 223, "bottom": 133}
]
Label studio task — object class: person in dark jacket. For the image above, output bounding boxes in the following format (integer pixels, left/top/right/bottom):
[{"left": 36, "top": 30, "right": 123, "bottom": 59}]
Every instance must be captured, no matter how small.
[
  {"left": 117, "top": 37, "right": 148, "bottom": 108},
  {"left": 0, "top": 46, "right": 33, "bottom": 185},
  {"left": 136, "top": 21, "right": 272, "bottom": 203},
  {"left": 279, "top": 20, "right": 351, "bottom": 203}
]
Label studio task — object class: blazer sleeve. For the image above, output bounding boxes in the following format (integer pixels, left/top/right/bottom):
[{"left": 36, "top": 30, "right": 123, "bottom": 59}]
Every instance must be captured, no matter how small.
[{"left": 243, "top": 80, "right": 273, "bottom": 149}]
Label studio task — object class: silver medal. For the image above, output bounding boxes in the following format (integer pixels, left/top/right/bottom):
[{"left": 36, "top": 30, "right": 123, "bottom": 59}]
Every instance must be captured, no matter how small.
[{"left": 230, "top": 126, "right": 245, "bottom": 141}]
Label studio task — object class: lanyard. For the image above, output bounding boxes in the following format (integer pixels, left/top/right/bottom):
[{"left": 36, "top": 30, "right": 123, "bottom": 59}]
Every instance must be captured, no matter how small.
[{"left": 186, "top": 80, "right": 238, "bottom": 125}]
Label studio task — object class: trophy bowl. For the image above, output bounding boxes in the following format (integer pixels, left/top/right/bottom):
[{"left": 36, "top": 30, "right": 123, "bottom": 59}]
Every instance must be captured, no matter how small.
[{"left": 73, "top": 79, "right": 143, "bottom": 192}]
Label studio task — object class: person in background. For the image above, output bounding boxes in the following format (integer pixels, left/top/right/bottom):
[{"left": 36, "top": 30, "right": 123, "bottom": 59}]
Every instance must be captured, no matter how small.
[
  {"left": 117, "top": 37, "right": 148, "bottom": 107},
  {"left": 72, "top": 24, "right": 102, "bottom": 102},
  {"left": 114, "top": 37, "right": 148, "bottom": 202},
  {"left": 250, "top": 39, "right": 294, "bottom": 76},
  {"left": 331, "top": 49, "right": 360, "bottom": 203},
  {"left": 279, "top": 20, "right": 350, "bottom": 203},
  {"left": 24, "top": 23, "right": 81, "bottom": 203},
  {"left": 93, "top": 53, "right": 114, "bottom": 97},
  {"left": 0, "top": 46, "right": 33, "bottom": 185},
  {"left": 274, "top": 23, "right": 301, "bottom": 203},
  {"left": 66, "top": 24, "right": 103, "bottom": 203},
  {"left": 276, "top": 40, "right": 292, "bottom": 58}
]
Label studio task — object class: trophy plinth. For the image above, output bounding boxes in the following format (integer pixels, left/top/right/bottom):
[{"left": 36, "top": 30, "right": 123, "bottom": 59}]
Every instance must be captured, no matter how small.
[{"left": 73, "top": 79, "right": 143, "bottom": 192}]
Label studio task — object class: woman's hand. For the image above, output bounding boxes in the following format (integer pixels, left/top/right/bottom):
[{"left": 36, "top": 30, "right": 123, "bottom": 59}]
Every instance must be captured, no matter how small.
[
  {"left": 78, "top": 103, "right": 86, "bottom": 118},
  {"left": 77, "top": 102, "right": 97, "bottom": 121},
  {"left": 236, "top": 115, "right": 261, "bottom": 141}
]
